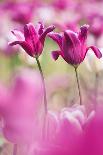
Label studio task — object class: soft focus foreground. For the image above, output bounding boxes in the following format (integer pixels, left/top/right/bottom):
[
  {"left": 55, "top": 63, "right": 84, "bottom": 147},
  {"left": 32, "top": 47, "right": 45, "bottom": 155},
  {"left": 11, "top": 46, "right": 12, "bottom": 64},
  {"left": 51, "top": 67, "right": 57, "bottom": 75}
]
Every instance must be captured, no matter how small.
[{"left": 0, "top": 0, "right": 103, "bottom": 155}]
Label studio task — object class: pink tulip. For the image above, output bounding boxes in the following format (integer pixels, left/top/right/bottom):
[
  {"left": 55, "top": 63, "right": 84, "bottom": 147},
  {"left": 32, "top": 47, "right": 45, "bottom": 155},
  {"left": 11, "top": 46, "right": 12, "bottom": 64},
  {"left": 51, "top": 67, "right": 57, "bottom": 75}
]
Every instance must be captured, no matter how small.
[
  {"left": 11, "top": 2, "right": 35, "bottom": 25},
  {"left": 0, "top": 70, "right": 43, "bottom": 144},
  {"left": 82, "top": 105, "right": 103, "bottom": 155},
  {"left": 9, "top": 22, "right": 55, "bottom": 58},
  {"left": 34, "top": 105, "right": 90, "bottom": 155},
  {"left": 1, "top": 1, "right": 35, "bottom": 25},
  {"left": 87, "top": 13, "right": 103, "bottom": 39},
  {"left": 48, "top": 25, "right": 102, "bottom": 67},
  {"left": 52, "top": 0, "right": 74, "bottom": 10}
]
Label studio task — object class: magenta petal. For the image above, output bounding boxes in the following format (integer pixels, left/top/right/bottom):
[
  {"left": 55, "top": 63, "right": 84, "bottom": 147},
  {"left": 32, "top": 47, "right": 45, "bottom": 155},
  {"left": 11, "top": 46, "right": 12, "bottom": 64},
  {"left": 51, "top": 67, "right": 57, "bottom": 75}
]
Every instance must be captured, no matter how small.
[
  {"left": 63, "top": 30, "right": 80, "bottom": 49},
  {"left": 24, "top": 23, "right": 38, "bottom": 45},
  {"left": 40, "top": 25, "right": 55, "bottom": 45},
  {"left": 63, "top": 30, "right": 80, "bottom": 57},
  {"left": 78, "top": 25, "right": 89, "bottom": 43},
  {"left": 48, "top": 32, "right": 63, "bottom": 49},
  {"left": 38, "top": 22, "right": 44, "bottom": 35},
  {"left": 87, "top": 46, "right": 102, "bottom": 59},
  {"left": 52, "top": 51, "right": 60, "bottom": 60},
  {"left": 9, "top": 41, "right": 34, "bottom": 57},
  {"left": 9, "top": 41, "right": 21, "bottom": 46}
]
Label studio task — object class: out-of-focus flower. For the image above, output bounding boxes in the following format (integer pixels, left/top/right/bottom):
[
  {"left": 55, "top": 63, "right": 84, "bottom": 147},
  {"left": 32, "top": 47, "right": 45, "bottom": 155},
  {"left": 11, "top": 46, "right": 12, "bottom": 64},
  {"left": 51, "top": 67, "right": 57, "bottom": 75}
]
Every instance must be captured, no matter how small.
[
  {"left": 1, "top": 2, "right": 35, "bottom": 25},
  {"left": 11, "top": 2, "right": 35, "bottom": 25},
  {"left": 52, "top": 0, "right": 74, "bottom": 10},
  {"left": 0, "top": 70, "right": 43, "bottom": 144},
  {"left": 76, "top": 1, "right": 103, "bottom": 18},
  {"left": 48, "top": 25, "right": 102, "bottom": 67},
  {"left": 87, "top": 13, "right": 103, "bottom": 39},
  {"left": 34, "top": 105, "right": 94, "bottom": 155},
  {"left": 0, "top": 1, "right": 15, "bottom": 10},
  {"left": 82, "top": 105, "right": 103, "bottom": 155},
  {"left": 9, "top": 22, "right": 55, "bottom": 58}
]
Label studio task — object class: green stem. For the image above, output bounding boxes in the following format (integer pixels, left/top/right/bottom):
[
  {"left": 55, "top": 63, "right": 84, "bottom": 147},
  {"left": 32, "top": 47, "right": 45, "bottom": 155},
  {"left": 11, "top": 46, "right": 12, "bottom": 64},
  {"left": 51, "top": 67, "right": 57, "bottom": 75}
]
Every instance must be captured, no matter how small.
[
  {"left": 74, "top": 67, "right": 82, "bottom": 105},
  {"left": 36, "top": 57, "right": 47, "bottom": 114},
  {"left": 36, "top": 57, "right": 48, "bottom": 140}
]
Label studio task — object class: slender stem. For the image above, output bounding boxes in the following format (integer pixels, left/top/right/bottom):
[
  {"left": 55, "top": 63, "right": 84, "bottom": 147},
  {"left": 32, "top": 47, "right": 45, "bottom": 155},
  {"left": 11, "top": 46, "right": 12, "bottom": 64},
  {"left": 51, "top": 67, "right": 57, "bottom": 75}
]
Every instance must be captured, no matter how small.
[
  {"left": 35, "top": 57, "right": 48, "bottom": 140},
  {"left": 35, "top": 57, "right": 47, "bottom": 114},
  {"left": 13, "top": 144, "right": 17, "bottom": 155},
  {"left": 74, "top": 67, "right": 82, "bottom": 105}
]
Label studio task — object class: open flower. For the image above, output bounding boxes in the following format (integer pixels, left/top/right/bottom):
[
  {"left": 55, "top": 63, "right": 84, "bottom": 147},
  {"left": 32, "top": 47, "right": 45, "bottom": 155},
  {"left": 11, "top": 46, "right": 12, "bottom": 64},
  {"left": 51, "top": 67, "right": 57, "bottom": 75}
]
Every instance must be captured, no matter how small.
[
  {"left": 9, "top": 22, "right": 55, "bottom": 58},
  {"left": 48, "top": 25, "right": 102, "bottom": 67}
]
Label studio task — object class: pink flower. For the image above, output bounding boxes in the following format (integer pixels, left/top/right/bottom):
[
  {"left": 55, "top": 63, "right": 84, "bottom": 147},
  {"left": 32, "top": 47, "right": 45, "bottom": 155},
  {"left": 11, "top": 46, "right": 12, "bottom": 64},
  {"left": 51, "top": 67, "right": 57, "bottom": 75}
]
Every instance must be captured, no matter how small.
[
  {"left": 48, "top": 25, "right": 102, "bottom": 67},
  {"left": 9, "top": 22, "right": 55, "bottom": 58},
  {"left": 1, "top": 2, "right": 36, "bottom": 25},
  {"left": 87, "top": 13, "right": 103, "bottom": 39},
  {"left": 11, "top": 2, "right": 35, "bottom": 25},
  {"left": 81, "top": 105, "right": 103, "bottom": 155},
  {"left": 0, "top": 70, "right": 43, "bottom": 144},
  {"left": 34, "top": 106, "right": 89, "bottom": 155},
  {"left": 52, "top": 0, "right": 74, "bottom": 10}
]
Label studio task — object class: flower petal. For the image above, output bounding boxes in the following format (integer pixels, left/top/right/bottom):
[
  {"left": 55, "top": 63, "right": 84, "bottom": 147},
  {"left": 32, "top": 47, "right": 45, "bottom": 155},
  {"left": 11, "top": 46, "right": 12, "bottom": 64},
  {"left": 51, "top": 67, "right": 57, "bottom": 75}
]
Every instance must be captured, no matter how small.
[
  {"left": 24, "top": 23, "right": 38, "bottom": 44},
  {"left": 9, "top": 41, "right": 34, "bottom": 57},
  {"left": 48, "top": 32, "right": 63, "bottom": 49},
  {"left": 78, "top": 25, "right": 89, "bottom": 43},
  {"left": 86, "top": 46, "right": 102, "bottom": 59},
  {"left": 63, "top": 30, "right": 80, "bottom": 51},
  {"left": 62, "top": 30, "right": 81, "bottom": 61},
  {"left": 51, "top": 50, "right": 60, "bottom": 60},
  {"left": 38, "top": 22, "right": 44, "bottom": 35},
  {"left": 40, "top": 25, "right": 55, "bottom": 45}
]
